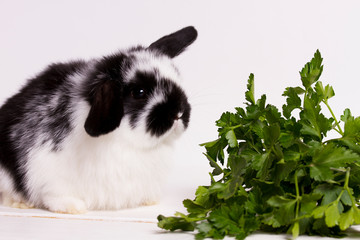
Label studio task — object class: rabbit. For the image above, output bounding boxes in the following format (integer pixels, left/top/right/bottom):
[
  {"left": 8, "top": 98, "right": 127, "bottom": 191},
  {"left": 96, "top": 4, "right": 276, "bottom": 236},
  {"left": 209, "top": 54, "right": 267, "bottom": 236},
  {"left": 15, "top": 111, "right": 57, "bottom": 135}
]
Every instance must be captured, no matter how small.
[{"left": 0, "top": 26, "right": 197, "bottom": 214}]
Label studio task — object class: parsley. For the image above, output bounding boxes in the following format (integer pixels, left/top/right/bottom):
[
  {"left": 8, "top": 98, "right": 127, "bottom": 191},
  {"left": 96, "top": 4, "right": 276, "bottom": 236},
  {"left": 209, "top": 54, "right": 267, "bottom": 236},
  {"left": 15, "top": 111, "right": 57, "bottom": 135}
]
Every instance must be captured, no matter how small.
[{"left": 158, "top": 50, "right": 360, "bottom": 239}]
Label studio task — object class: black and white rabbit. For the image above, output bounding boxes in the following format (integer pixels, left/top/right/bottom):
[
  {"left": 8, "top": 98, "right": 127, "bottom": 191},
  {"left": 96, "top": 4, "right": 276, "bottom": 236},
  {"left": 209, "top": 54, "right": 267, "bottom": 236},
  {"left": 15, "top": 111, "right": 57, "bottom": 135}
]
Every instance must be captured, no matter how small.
[{"left": 0, "top": 26, "right": 197, "bottom": 213}]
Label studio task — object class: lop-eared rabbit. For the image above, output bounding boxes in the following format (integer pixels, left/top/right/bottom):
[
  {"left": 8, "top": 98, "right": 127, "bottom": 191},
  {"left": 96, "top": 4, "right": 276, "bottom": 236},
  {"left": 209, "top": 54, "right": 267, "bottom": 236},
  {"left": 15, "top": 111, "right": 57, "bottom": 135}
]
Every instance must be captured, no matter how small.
[{"left": 0, "top": 26, "right": 197, "bottom": 213}]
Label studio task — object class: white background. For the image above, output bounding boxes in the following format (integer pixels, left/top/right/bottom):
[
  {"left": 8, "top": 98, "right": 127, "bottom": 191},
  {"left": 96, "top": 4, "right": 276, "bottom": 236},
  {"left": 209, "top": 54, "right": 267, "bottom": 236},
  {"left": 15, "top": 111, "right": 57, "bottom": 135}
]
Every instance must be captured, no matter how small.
[{"left": 1, "top": 1, "right": 360, "bottom": 239}]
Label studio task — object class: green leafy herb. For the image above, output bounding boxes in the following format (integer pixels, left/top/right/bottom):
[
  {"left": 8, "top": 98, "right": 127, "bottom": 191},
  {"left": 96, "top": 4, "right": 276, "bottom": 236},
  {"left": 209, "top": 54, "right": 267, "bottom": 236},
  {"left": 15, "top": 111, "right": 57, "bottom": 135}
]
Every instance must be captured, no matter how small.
[{"left": 158, "top": 50, "right": 360, "bottom": 239}]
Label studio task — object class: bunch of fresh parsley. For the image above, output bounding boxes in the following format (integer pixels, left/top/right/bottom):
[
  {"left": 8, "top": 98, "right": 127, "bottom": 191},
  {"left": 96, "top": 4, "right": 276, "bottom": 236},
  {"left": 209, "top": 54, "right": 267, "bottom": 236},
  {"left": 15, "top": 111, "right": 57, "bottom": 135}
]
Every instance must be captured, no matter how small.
[{"left": 157, "top": 50, "right": 360, "bottom": 239}]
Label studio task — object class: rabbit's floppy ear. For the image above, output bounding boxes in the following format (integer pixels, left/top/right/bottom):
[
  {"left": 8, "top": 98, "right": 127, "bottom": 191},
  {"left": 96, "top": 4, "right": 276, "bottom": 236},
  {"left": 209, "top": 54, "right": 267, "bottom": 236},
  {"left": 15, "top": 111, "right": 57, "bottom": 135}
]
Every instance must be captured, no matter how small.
[
  {"left": 148, "top": 26, "right": 197, "bottom": 58},
  {"left": 84, "top": 56, "right": 124, "bottom": 137},
  {"left": 84, "top": 79, "right": 123, "bottom": 137}
]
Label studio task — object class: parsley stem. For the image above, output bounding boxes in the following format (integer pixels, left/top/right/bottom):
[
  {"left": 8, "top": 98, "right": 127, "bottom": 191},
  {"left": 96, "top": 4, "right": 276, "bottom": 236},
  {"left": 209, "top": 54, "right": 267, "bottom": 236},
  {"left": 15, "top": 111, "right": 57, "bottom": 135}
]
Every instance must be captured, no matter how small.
[
  {"left": 324, "top": 100, "right": 344, "bottom": 136},
  {"left": 229, "top": 124, "right": 243, "bottom": 130},
  {"left": 344, "top": 167, "right": 350, "bottom": 188},
  {"left": 333, "top": 128, "right": 341, "bottom": 135},
  {"left": 294, "top": 170, "right": 300, "bottom": 219},
  {"left": 335, "top": 169, "right": 350, "bottom": 203},
  {"left": 336, "top": 189, "right": 345, "bottom": 203},
  {"left": 209, "top": 172, "right": 216, "bottom": 183},
  {"left": 337, "top": 168, "right": 358, "bottom": 208},
  {"left": 295, "top": 173, "right": 300, "bottom": 198},
  {"left": 293, "top": 171, "right": 301, "bottom": 240},
  {"left": 343, "top": 168, "right": 358, "bottom": 208}
]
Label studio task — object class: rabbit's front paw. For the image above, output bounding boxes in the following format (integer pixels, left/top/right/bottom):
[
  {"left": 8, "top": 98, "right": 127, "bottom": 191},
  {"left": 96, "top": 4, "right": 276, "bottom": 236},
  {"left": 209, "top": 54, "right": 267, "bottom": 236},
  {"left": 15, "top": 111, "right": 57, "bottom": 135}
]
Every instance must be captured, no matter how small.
[
  {"left": 2, "top": 193, "right": 34, "bottom": 209},
  {"left": 44, "top": 196, "right": 87, "bottom": 214}
]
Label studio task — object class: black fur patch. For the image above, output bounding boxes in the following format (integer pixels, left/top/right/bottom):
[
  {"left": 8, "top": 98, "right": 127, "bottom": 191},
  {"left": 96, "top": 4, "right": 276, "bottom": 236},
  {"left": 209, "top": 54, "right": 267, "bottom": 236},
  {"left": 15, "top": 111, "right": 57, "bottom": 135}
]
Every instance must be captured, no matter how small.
[
  {"left": 83, "top": 53, "right": 129, "bottom": 137},
  {"left": 0, "top": 61, "right": 85, "bottom": 194},
  {"left": 146, "top": 79, "right": 191, "bottom": 137},
  {"left": 84, "top": 79, "right": 123, "bottom": 137},
  {"left": 148, "top": 26, "right": 198, "bottom": 58},
  {"left": 123, "top": 71, "right": 157, "bottom": 127}
]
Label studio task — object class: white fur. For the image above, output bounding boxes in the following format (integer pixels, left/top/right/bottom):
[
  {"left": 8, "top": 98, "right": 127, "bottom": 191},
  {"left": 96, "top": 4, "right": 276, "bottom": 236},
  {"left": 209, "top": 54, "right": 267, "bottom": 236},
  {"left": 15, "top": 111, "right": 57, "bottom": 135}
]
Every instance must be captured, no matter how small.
[
  {"left": 125, "top": 50, "right": 181, "bottom": 84},
  {"left": 26, "top": 131, "right": 172, "bottom": 211}
]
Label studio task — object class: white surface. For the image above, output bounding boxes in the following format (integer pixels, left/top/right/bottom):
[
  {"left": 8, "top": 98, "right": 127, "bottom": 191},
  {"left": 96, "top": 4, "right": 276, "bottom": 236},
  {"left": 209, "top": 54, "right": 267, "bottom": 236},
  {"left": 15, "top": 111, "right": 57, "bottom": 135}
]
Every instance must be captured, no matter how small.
[
  {"left": 1, "top": 206, "right": 360, "bottom": 240},
  {"left": 1, "top": 0, "right": 360, "bottom": 239}
]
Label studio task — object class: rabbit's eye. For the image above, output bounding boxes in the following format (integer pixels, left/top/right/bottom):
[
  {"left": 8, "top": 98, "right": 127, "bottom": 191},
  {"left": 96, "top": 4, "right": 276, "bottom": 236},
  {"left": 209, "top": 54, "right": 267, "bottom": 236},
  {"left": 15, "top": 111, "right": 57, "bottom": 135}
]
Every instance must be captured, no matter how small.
[{"left": 131, "top": 88, "right": 147, "bottom": 99}]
